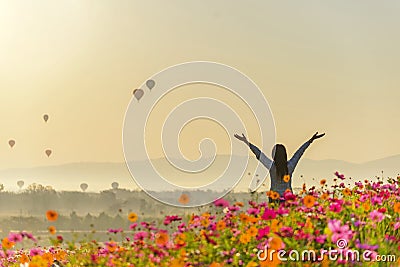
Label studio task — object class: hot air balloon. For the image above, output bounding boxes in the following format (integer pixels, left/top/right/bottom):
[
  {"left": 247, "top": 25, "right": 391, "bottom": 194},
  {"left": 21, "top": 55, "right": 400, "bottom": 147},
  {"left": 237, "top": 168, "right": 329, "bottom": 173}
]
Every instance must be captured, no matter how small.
[
  {"left": 133, "top": 89, "right": 144, "bottom": 100},
  {"left": 146, "top": 80, "right": 155, "bottom": 90},
  {"left": 43, "top": 114, "right": 49, "bottom": 122},
  {"left": 8, "top": 139, "right": 15, "bottom": 148},
  {"left": 111, "top": 182, "right": 119, "bottom": 190},
  {"left": 17, "top": 180, "right": 24, "bottom": 189},
  {"left": 45, "top": 149, "right": 52, "bottom": 157},
  {"left": 80, "top": 183, "right": 88, "bottom": 192}
]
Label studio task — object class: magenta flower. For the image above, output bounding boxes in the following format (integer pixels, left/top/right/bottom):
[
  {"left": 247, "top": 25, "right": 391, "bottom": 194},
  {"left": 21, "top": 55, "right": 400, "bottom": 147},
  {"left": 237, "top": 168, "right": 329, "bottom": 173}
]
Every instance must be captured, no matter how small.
[
  {"left": 214, "top": 198, "right": 230, "bottom": 207},
  {"left": 256, "top": 226, "right": 270, "bottom": 240},
  {"left": 279, "top": 226, "right": 293, "bottom": 237},
  {"left": 108, "top": 228, "right": 123, "bottom": 234},
  {"left": 261, "top": 208, "right": 277, "bottom": 220},
  {"left": 334, "top": 171, "right": 345, "bottom": 180},
  {"left": 329, "top": 203, "right": 342, "bottom": 213},
  {"left": 129, "top": 223, "right": 138, "bottom": 230},
  {"left": 315, "top": 234, "right": 327, "bottom": 244},
  {"left": 163, "top": 215, "right": 182, "bottom": 225},
  {"left": 134, "top": 231, "right": 148, "bottom": 240}
]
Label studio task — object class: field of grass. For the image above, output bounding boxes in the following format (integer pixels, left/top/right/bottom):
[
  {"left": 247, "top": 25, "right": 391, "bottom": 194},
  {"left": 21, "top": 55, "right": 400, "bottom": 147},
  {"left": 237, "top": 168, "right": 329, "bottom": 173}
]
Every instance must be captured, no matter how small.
[{"left": 1, "top": 173, "right": 399, "bottom": 266}]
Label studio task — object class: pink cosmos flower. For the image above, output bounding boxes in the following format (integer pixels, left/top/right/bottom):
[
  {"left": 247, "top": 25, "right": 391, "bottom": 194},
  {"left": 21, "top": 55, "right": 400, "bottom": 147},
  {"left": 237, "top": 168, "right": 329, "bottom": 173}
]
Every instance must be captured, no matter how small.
[
  {"left": 371, "top": 195, "right": 383, "bottom": 205},
  {"left": 328, "top": 219, "right": 353, "bottom": 243},
  {"left": 8, "top": 233, "right": 23, "bottom": 243},
  {"left": 29, "top": 248, "right": 43, "bottom": 256},
  {"left": 369, "top": 210, "right": 384, "bottom": 222},
  {"left": 247, "top": 208, "right": 259, "bottom": 215},
  {"left": 214, "top": 198, "right": 230, "bottom": 207}
]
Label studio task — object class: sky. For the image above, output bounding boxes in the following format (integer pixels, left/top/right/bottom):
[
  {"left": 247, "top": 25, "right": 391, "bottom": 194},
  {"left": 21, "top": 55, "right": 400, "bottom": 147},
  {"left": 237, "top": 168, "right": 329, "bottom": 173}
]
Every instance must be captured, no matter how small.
[{"left": 1, "top": 0, "right": 400, "bottom": 170}]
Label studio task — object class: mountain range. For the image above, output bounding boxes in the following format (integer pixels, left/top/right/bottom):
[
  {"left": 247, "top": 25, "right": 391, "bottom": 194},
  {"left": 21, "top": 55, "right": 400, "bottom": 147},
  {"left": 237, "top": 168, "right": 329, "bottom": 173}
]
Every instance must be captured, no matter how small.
[{"left": 0, "top": 155, "right": 398, "bottom": 192}]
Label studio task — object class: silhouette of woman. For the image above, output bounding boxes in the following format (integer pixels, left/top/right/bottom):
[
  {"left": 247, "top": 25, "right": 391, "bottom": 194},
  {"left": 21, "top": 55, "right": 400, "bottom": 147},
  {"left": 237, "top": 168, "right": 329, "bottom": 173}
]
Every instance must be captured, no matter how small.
[{"left": 234, "top": 132, "right": 325, "bottom": 203}]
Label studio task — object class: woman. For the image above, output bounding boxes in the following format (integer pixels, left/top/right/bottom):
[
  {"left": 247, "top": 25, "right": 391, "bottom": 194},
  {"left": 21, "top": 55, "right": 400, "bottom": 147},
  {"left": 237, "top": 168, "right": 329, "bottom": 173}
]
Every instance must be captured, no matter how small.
[{"left": 234, "top": 132, "right": 325, "bottom": 202}]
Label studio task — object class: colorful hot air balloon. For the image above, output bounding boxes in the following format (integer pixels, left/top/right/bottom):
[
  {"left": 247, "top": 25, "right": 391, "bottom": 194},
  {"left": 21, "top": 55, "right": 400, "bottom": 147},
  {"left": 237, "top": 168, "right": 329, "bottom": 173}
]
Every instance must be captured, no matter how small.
[
  {"left": 8, "top": 139, "right": 15, "bottom": 148},
  {"left": 111, "top": 182, "right": 119, "bottom": 190},
  {"left": 80, "top": 183, "right": 88, "bottom": 192},
  {"left": 17, "top": 180, "right": 24, "bottom": 189},
  {"left": 146, "top": 80, "right": 155, "bottom": 90},
  {"left": 43, "top": 114, "right": 49, "bottom": 122},
  {"left": 45, "top": 149, "right": 52, "bottom": 157},
  {"left": 133, "top": 89, "right": 144, "bottom": 100}
]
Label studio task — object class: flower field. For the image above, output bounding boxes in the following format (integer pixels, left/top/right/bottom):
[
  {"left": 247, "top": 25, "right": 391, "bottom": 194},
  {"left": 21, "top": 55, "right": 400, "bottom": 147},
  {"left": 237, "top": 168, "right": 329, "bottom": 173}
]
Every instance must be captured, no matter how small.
[{"left": 1, "top": 174, "right": 399, "bottom": 267}]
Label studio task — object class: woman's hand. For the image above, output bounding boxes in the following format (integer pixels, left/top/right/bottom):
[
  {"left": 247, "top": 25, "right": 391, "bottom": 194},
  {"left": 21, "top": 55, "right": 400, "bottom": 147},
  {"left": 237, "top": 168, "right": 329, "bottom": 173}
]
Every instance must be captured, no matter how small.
[
  {"left": 310, "top": 132, "right": 325, "bottom": 143},
  {"left": 234, "top": 133, "right": 249, "bottom": 145}
]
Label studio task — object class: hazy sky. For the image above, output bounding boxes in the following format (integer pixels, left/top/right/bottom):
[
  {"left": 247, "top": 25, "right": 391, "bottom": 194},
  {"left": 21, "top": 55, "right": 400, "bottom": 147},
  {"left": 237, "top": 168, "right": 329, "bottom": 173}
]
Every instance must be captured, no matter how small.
[{"left": 1, "top": 1, "right": 400, "bottom": 169}]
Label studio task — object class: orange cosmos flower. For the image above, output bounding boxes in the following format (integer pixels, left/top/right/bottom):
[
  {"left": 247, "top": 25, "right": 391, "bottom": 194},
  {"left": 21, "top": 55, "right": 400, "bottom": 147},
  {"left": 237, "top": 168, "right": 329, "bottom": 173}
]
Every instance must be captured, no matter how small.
[
  {"left": 128, "top": 212, "right": 138, "bottom": 222},
  {"left": 20, "top": 254, "right": 29, "bottom": 264},
  {"left": 216, "top": 220, "right": 226, "bottom": 231},
  {"left": 235, "top": 202, "right": 244, "bottom": 207},
  {"left": 156, "top": 231, "right": 169, "bottom": 246},
  {"left": 247, "top": 226, "right": 258, "bottom": 237},
  {"left": 283, "top": 175, "right": 290, "bottom": 183},
  {"left": 269, "top": 236, "right": 284, "bottom": 250},
  {"left": 178, "top": 193, "right": 189, "bottom": 205},
  {"left": 170, "top": 258, "right": 185, "bottom": 267},
  {"left": 42, "top": 252, "right": 54, "bottom": 264},
  {"left": 239, "top": 233, "right": 251, "bottom": 244},
  {"left": 393, "top": 202, "right": 400, "bottom": 213},
  {"left": 362, "top": 202, "right": 371, "bottom": 212},
  {"left": 106, "top": 241, "right": 118, "bottom": 252},
  {"left": 1, "top": 237, "right": 14, "bottom": 249},
  {"left": 320, "top": 179, "right": 327, "bottom": 186},
  {"left": 321, "top": 192, "right": 329, "bottom": 200},
  {"left": 343, "top": 188, "right": 352, "bottom": 196},
  {"left": 303, "top": 195, "right": 315, "bottom": 208},
  {"left": 174, "top": 233, "right": 186, "bottom": 246},
  {"left": 48, "top": 225, "right": 56, "bottom": 235},
  {"left": 270, "top": 191, "right": 280, "bottom": 200},
  {"left": 46, "top": 210, "right": 58, "bottom": 221}
]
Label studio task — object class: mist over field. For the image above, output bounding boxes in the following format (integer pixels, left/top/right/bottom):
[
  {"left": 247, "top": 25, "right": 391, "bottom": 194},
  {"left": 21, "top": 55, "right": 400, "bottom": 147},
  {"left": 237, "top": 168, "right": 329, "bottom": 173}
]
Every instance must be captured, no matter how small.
[{"left": 0, "top": 154, "right": 398, "bottom": 192}]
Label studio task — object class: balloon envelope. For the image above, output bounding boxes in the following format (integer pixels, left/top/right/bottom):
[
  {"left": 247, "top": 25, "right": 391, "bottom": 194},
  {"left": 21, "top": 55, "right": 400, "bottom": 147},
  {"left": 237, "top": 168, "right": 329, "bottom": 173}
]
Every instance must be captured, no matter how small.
[
  {"left": 17, "top": 180, "right": 24, "bottom": 188},
  {"left": 111, "top": 182, "right": 119, "bottom": 189},
  {"left": 146, "top": 80, "right": 155, "bottom": 90},
  {"left": 45, "top": 149, "right": 52, "bottom": 157},
  {"left": 43, "top": 114, "right": 49, "bottom": 122},
  {"left": 133, "top": 89, "right": 144, "bottom": 100},
  {"left": 80, "top": 183, "right": 88, "bottom": 192},
  {"left": 8, "top": 140, "right": 15, "bottom": 148}
]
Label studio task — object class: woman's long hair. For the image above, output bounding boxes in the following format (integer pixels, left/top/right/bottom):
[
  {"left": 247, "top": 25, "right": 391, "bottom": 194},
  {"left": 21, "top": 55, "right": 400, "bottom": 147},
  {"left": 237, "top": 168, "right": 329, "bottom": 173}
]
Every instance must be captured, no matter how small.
[{"left": 272, "top": 144, "right": 288, "bottom": 180}]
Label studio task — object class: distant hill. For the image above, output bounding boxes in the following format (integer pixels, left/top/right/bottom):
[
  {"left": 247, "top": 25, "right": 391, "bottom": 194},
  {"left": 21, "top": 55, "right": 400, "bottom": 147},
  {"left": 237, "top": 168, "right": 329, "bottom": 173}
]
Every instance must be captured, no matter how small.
[{"left": 0, "top": 155, "right": 398, "bottom": 192}]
